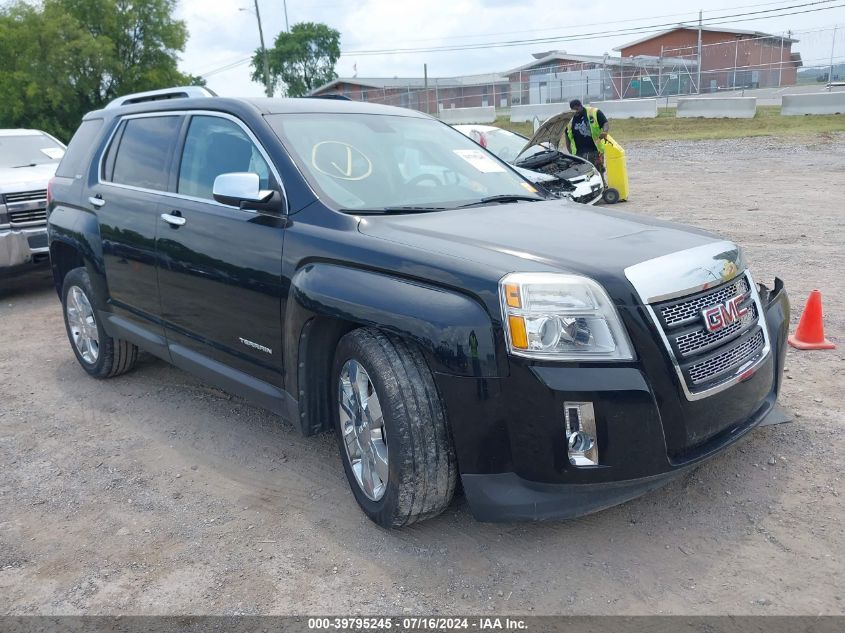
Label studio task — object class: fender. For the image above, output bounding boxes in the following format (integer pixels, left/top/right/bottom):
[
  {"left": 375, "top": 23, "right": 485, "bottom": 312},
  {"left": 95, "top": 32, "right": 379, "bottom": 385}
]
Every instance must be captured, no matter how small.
[
  {"left": 47, "top": 205, "right": 107, "bottom": 300},
  {"left": 286, "top": 262, "right": 500, "bottom": 385}
]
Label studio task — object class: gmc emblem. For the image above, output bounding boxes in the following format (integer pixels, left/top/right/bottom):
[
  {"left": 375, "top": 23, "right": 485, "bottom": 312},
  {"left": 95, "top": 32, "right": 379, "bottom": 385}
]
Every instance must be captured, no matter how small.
[{"left": 702, "top": 295, "right": 749, "bottom": 333}]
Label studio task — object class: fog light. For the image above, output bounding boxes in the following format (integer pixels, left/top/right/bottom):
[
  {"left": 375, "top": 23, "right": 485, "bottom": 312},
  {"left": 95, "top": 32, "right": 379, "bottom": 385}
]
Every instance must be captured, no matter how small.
[{"left": 564, "top": 401, "right": 599, "bottom": 466}]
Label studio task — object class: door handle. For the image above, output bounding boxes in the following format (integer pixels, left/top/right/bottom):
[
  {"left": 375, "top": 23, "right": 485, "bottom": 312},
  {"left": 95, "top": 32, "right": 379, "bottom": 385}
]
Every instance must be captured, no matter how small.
[
  {"left": 161, "top": 212, "right": 186, "bottom": 227},
  {"left": 88, "top": 196, "right": 105, "bottom": 208}
]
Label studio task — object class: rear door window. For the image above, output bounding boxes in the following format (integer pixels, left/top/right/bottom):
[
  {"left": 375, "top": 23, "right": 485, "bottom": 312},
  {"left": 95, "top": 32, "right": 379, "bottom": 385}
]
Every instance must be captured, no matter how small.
[{"left": 110, "top": 115, "right": 182, "bottom": 191}]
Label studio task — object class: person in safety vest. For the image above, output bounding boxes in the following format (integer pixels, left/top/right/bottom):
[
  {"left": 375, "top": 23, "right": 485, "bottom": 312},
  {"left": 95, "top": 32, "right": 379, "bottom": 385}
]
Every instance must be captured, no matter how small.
[{"left": 565, "top": 99, "right": 609, "bottom": 171}]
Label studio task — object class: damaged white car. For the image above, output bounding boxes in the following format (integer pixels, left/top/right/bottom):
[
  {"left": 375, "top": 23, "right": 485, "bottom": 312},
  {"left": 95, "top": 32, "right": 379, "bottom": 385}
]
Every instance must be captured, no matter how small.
[{"left": 455, "top": 114, "right": 604, "bottom": 204}]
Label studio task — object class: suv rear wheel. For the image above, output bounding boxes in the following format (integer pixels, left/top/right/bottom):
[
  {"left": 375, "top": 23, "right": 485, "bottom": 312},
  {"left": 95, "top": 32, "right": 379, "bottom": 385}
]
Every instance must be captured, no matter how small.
[
  {"left": 332, "top": 328, "right": 457, "bottom": 528},
  {"left": 62, "top": 267, "right": 138, "bottom": 378}
]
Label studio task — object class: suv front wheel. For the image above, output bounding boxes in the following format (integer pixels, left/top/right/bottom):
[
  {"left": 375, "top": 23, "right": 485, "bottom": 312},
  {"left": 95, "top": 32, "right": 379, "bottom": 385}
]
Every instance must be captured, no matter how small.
[
  {"left": 332, "top": 328, "right": 457, "bottom": 528},
  {"left": 62, "top": 267, "right": 138, "bottom": 378}
]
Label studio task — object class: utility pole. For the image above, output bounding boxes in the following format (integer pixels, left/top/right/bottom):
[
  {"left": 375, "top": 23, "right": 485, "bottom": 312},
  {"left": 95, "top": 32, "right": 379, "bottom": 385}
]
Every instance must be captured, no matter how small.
[
  {"left": 601, "top": 53, "right": 608, "bottom": 100},
  {"left": 620, "top": 56, "right": 625, "bottom": 99},
  {"left": 283, "top": 0, "right": 290, "bottom": 32},
  {"left": 733, "top": 36, "right": 740, "bottom": 89},
  {"left": 778, "top": 32, "right": 785, "bottom": 87},
  {"left": 658, "top": 45, "right": 663, "bottom": 97},
  {"left": 697, "top": 10, "right": 702, "bottom": 94},
  {"left": 423, "top": 63, "right": 429, "bottom": 114},
  {"left": 829, "top": 25, "right": 838, "bottom": 90},
  {"left": 244, "top": 1, "right": 273, "bottom": 97}
]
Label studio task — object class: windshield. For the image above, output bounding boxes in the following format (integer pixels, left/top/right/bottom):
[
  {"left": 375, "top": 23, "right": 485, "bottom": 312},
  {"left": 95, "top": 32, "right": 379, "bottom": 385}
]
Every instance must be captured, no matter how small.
[
  {"left": 0, "top": 133, "right": 65, "bottom": 168},
  {"left": 469, "top": 128, "right": 547, "bottom": 163},
  {"left": 267, "top": 113, "right": 543, "bottom": 212}
]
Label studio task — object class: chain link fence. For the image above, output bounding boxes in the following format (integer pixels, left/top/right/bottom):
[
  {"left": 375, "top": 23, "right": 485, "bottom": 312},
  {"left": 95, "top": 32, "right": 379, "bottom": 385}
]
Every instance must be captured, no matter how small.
[{"left": 327, "top": 27, "right": 842, "bottom": 115}]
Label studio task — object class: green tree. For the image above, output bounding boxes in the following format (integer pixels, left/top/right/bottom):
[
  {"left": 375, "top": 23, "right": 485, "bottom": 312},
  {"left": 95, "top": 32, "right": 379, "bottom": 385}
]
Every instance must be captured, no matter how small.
[
  {"left": 0, "top": 0, "right": 201, "bottom": 141},
  {"left": 252, "top": 22, "right": 341, "bottom": 97}
]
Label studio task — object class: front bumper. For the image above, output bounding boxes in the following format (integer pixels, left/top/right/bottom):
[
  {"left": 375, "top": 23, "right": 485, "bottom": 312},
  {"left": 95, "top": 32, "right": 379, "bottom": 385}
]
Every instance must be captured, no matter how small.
[
  {"left": 570, "top": 173, "right": 604, "bottom": 205},
  {"left": 435, "top": 278, "right": 789, "bottom": 522},
  {"left": 0, "top": 226, "right": 49, "bottom": 277}
]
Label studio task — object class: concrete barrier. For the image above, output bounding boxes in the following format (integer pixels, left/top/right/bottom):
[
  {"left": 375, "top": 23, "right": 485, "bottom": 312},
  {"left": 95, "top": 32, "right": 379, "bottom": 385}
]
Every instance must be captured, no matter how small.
[
  {"left": 781, "top": 92, "right": 845, "bottom": 115},
  {"left": 438, "top": 106, "right": 496, "bottom": 124},
  {"left": 590, "top": 99, "right": 658, "bottom": 119},
  {"left": 676, "top": 97, "right": 757, "bottom": 118},
  {"left": 510, "top": 104, "right": 568, "bottom": 123}
]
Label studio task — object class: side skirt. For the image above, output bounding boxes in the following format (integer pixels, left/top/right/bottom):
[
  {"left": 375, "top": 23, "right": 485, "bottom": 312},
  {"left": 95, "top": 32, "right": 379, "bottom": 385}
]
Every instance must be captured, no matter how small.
[
  {"left": 99, "top": 310, "right": 298, "bottom": 422},
  {"left": 169, "top": 343, "right": 298, "bottom": 422}
]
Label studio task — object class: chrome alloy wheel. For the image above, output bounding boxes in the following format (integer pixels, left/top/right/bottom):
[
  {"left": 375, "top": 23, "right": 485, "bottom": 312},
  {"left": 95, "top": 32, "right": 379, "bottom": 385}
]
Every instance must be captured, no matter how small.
[
  {"left": 338, "top": 359, "right": 389, "bottom": 501},
  {"left": 66, "top": 286, "right": 100, "bottom": 364}
]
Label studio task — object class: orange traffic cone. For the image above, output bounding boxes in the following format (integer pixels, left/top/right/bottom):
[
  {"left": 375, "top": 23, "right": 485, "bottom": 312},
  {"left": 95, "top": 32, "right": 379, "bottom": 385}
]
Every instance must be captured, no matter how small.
[{"left": 788, "top": 290, "right": 836, "bottom": 350}]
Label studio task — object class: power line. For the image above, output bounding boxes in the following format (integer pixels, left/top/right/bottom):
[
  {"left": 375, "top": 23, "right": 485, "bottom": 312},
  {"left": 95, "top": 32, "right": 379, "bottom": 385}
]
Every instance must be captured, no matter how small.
[
  {"left": 697, "top": 3, "right": 845, "bottom": 31},
  {"left": 341, "top": 1, "right": 843, "bottom": 56},
  {"left": 203, "top": 57, "right": 252, "bottom": 78},
  {"left": 392, "top": 0, "right": 817, "bottom": 45},
  {"left": 196, "top": 4, "right": 844, "bottom": 80},
  {"left": 195, "top": 53, "right": 254, "bottom": 77},
  {"left": 344, "top": 1, "right": 840, "bottom": 55}
]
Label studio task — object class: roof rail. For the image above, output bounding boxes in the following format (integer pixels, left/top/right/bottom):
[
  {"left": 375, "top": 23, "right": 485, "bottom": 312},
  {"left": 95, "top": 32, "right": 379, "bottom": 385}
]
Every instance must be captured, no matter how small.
[
  {"left": 105, "top": 86, "right": 217, "bottom": 109},
  {"left": 305, "top": 94, "right": 353, "bottom": 101}
]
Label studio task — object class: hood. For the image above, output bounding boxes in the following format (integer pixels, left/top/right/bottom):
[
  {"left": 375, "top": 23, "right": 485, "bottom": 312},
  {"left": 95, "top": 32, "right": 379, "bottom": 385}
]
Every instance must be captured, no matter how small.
[
  {"left": 517, "top": 111, "right": 573, "bottom": 157},
  {"left": 0, "top": 163, "right": 59, "bottom": 195},
  {"left": 358, "top": 200, "right": 722, "bottom": 303}
]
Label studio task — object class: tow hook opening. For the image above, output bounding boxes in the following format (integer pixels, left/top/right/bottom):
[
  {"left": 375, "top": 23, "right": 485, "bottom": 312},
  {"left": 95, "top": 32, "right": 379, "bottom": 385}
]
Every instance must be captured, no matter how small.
[{"left": 564, "top": 401, "right": 599, "bottom": 466}]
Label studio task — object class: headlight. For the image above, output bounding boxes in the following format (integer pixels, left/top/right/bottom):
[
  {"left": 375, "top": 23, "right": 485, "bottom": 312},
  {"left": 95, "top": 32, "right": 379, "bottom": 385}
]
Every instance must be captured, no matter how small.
[{"left": 500, "top": 272, "right": 634, "bottom": 360}]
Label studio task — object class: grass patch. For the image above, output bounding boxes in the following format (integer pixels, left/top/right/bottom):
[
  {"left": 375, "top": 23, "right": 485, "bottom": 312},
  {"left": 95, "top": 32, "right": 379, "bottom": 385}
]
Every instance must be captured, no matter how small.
[{"left": 495, "top": 105, "right": 845, "bottom": 142}]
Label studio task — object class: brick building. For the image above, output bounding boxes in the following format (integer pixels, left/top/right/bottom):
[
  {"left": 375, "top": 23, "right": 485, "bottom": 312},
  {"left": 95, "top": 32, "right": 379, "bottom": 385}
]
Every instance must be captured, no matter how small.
[
  {"left": 309, "top": 28, "right": 803, "bottom": 111},
  {"left": 310, "top": 74, "right": 509, "bottom": 112},
  {"left": 505, "top": 51, "right": 621, "bottom": 104},
  {"left": 615, "top": 26, "right": 801, "bottom": 92}
]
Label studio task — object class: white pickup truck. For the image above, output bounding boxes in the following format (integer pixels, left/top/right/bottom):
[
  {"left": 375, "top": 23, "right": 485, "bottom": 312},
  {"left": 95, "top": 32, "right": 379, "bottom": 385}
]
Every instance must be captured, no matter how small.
[{"left": 0, "top": 129, "right": 66, "bottom": 277}]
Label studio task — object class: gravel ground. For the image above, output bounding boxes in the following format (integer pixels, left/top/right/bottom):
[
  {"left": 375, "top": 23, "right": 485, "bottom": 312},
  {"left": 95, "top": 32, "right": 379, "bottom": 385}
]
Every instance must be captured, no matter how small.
[{"left": 1, "top": 134, "right": 843, "bottom": 616}]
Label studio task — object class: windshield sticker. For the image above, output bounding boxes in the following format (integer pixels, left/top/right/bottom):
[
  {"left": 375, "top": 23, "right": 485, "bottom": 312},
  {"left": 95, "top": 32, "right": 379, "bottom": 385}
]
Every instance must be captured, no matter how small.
[
  {"left": 520, "top": 182, "right": 538, "bottom": 193},
  {"left": 40, "top": 147, "right": 65, "bottom": 159},
  {"left": 453, "top": 149, "right": 506, "bottom": 173},
  {"left": 311, "top": 141, "right": 372, "bottom": 181}
]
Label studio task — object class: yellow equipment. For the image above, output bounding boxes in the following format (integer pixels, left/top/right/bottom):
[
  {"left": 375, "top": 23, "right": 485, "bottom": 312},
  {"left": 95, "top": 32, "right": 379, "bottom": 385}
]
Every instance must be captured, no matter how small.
[{"left": 602, "top": 135, "right": 628, "bottom": 204}]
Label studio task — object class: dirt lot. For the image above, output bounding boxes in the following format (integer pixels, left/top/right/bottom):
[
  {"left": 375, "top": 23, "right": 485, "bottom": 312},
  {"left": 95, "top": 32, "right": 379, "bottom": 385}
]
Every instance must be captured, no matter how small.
[{"left": 1, "top": 134, "right": 843, "bottom": 616}]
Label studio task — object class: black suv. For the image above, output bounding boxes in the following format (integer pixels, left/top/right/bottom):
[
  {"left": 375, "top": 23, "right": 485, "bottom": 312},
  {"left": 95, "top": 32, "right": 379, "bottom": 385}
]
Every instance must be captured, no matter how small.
[{"left": 47, "top": 88, "right": 790, "bottom": 527}]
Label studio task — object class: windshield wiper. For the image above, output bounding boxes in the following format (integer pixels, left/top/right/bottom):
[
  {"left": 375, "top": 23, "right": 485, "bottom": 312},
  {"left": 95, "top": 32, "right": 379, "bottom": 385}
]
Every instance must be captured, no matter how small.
[
  {"left": 342, "top": 205, "right": 449, "bottom": 215},
  {"left": 10, "top": 162, "right": 40, "bottom": 169},
  {"left": 457, "top": 194, "right": 543, "bottom": 208}
]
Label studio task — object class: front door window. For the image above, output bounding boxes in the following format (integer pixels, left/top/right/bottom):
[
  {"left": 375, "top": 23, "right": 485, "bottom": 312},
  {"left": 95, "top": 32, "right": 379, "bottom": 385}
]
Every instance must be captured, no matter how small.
[{"left": 178, "top": 116, "right": 271, "bottom": 201}]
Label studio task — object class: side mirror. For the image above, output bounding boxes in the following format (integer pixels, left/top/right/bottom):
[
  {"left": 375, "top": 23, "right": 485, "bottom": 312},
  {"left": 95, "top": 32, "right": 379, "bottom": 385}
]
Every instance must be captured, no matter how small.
[{"left": 212, "top": 172, "right": 283, "bottom": 213}]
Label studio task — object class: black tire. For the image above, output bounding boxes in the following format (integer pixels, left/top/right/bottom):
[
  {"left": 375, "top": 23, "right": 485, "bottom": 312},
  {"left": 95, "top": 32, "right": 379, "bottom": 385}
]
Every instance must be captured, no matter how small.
[
  {"left": 603, "top": 187, "right": 621, "bottom": 204},
  {"left": 332, "top": 328, "right": 457, "bottom": 528},
  {"left": 61, "top": 267, "right": 138, "bottom": 378}
]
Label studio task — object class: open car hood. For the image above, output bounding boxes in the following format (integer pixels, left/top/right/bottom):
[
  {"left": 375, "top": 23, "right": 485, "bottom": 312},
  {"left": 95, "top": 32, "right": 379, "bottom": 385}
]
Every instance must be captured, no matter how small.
[{"left": 517, "top": 111, "right": 573, "bottom": 158}]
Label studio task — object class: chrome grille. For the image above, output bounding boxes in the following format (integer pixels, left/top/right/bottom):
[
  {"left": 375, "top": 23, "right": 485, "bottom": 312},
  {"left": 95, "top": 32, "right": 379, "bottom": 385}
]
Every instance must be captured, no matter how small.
[
  {"left": 3, "top": 189, "right": 47, "bottom": 204},
  {"left": 675, "top": 302, "right": 757, "bottom": 357},
  {"left": 688, "top": 329, "right": 765, "bottom": 385},
  {"left": 5, "top": 190, "right": 47, "bottom": 227},
  {"left": 9, "top": 208, "right": 47, "bottom": 225},
  {"left": 651, "top": 271, "right": 769, "bottom": 396},
  {"left": 659, "top": 276, "right": 749, "bottom": 327}
]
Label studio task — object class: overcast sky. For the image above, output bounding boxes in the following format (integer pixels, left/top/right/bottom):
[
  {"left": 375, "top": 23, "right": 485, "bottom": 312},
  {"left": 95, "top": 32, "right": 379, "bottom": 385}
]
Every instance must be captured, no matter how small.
[{"left": 175, "top": 0, "right": 845, "bottom": 97}]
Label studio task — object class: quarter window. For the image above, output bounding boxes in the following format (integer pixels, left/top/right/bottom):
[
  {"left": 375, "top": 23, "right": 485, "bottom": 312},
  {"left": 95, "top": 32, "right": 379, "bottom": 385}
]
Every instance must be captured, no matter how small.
[
  {"left": 177, "top": 116, "right": 270, "bottom": 201},
  {"left": 111, "top": 116, "right": 181, "bottom": 191},
  {"left": 55, "top": 119, "right": 102, "bottom": 178}
]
